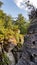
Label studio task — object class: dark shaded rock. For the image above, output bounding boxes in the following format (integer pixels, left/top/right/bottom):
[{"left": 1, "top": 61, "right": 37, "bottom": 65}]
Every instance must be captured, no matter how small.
[
  {"left": 16, "top": 34, "right": 37, "bottom": 65},
  {"left": 11, "top": 46, "right": 22, "bottom": 64},
  {"left": 11, "top": 8, "right": 37, "bottom": 65}
]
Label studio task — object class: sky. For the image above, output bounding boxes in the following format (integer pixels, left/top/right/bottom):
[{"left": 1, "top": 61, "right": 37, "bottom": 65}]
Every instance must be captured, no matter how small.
[
  {"left": 0, "top": 0, "right": 37, "bottom": 20},
  {"left": 14, "top": 0, "right": 37, "bottom": 10}
]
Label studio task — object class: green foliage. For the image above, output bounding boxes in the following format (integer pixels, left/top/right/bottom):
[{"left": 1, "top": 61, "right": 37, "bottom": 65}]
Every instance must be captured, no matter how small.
[
  {"left": 0, "top": 10, "right": 30, "bottom": 43},
  {"left": 0, "top": 52, "right": 11, "bottom": 65},
  {"left": 2, "top": 53, "right": 11, "bottom": 65},
  {"left": 16, "top": 14, "right": 26, "bottom": 25},
  {"left": 14, "top": 14, "right": 30, "bottom": 34}
]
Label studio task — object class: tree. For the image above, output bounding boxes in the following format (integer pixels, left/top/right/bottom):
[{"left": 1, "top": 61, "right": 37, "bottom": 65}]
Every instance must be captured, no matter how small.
[
  {"left": 15, "top": 14, "right": 29, "bottom": 34},
  {"left": 16, "top": 14, "right": 26, "bottom": 25},
  {"left": 4, "top": 15, "right": 13, "bottom": 29},
  {"left": 0, "top": 1, "right": 3, "bottom": 8},
  {"left": 25, "top": 0, "right": 34, "bottom": 11},
  {"left": 29, "top": 8, "right": 37, "bottom": 20}
]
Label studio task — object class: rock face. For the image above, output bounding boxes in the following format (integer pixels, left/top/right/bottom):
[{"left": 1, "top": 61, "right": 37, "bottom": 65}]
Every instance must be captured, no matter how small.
[
  {"left": 16, "top": 16, "right": 37, "bottom": 65},
  {"left": 6, "top": 52, "right": 15, "bottom": 65}
]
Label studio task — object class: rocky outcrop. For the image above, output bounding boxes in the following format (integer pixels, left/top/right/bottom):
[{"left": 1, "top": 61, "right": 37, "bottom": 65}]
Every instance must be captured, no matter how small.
[
  {"left": 16, "top": 9, "right": 37, "bottom": 65},
  {"left": 16, "top": 34, "right": 37, "bottom": 65}
]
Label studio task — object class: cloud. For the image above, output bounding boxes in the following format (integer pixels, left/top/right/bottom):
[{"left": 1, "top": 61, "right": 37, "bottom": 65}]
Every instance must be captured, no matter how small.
[
  {"left": 14, "top": 0, "right": 24, "bottom": 8},
  {"left": 14, "top": 0, "right": 37, "bottom": 11}
]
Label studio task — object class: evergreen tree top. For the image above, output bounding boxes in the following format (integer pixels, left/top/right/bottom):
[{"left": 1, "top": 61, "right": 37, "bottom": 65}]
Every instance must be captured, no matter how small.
[{"left": 0, "top": 1, "right": 3, "bottom": 8}]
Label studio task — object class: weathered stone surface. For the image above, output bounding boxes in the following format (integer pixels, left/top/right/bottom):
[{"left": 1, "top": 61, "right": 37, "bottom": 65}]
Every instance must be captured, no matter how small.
[
  {"left": 13, "top": 19, "right": 37, "bottom": 65},
  {"left": 16, "top": 34, "right": 37, "bottom": 65},
  {"left": 6, "top": 52, "right": 15, "bottom": 65}
]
